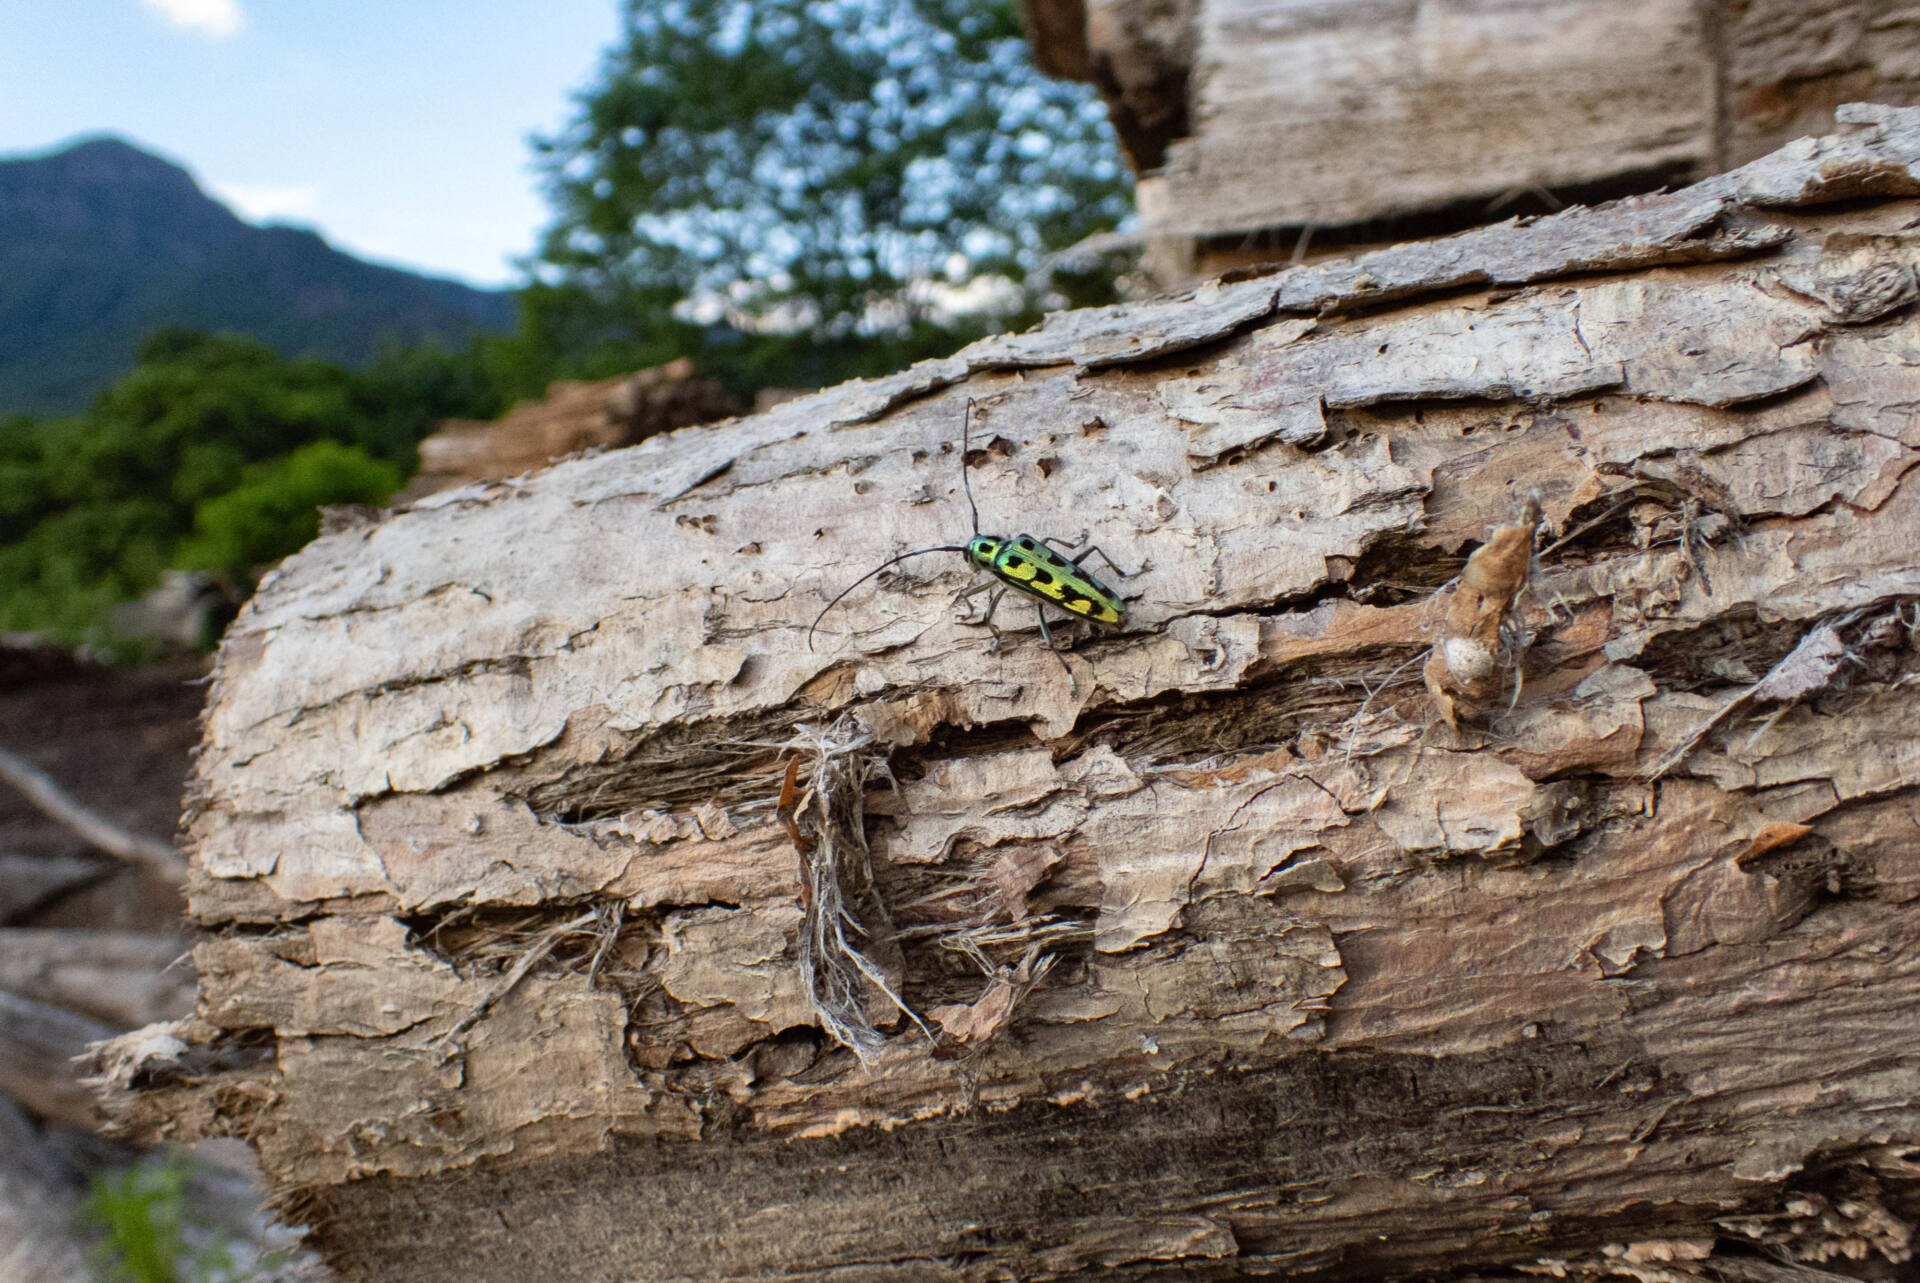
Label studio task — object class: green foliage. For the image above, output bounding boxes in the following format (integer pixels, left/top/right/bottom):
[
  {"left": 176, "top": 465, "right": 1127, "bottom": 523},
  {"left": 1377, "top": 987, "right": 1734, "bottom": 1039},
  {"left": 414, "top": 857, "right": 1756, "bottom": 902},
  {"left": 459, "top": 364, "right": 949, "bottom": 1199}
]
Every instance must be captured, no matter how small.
[
  {"left": 79, "top": 1149, "right": 296, "bottom": 1283},
  {"left": 0, "top": 328, "right": 495, "bottom": 644},
  {"left": 178, "top": 441, "right": 401, "bottom": 578},
  {"left": 531, "top": 0, "right": 1133, "bottom": 391},
  {"left": 353, "top": 335, "right": 514, "bottom": 459},
  {"left": 79, "top": 1152, "right": 239, "bottom": 1283},
  {"left": 82, "top": 1157, "right": 189, "bottom": 1283}
]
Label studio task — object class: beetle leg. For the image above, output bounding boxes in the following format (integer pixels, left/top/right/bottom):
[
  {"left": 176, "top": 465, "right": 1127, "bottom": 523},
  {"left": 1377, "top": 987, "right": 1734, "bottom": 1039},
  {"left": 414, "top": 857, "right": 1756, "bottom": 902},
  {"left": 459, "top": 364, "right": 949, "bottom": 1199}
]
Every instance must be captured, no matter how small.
[
  {"left": 967, "top": 586, "right": 1007, "bottom": 652},
  {"left": 953, "top": 579, "right": 996, "bottom": 620},
  {"left": 978, "top": 585, "right": 1007, "bottom": 627},
  {"left": 1044, "top": 536, "right": 1133, "bottom": 579},
  {"left": 1036, "top": 602, "right": 1079, "bottom": 694}
]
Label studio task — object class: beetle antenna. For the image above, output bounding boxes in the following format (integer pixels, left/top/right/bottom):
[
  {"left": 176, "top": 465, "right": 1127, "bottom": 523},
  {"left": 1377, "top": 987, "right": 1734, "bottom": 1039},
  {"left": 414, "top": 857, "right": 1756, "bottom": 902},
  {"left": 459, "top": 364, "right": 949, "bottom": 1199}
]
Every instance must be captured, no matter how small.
[
  {"left": 808, "top": 545, "right": 970, "bottom": 651},
  {"left": 960, "top": 398, "right": 980, "bottom": 537}
]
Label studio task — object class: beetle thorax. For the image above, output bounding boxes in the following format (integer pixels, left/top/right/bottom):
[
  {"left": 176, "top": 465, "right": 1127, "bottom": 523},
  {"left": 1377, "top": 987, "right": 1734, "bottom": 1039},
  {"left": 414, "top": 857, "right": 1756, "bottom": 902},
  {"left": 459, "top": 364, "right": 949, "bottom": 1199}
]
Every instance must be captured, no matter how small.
[{"left": 965, "top": 535, "right": 1002, "bottom": 568}]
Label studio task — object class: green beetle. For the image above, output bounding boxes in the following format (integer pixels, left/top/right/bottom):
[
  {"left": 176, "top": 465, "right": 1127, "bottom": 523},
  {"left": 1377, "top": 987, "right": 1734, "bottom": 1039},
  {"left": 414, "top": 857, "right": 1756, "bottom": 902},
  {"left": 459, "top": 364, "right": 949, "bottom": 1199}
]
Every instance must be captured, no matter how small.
[{"left": 808, "top": 401, "right": 1130, "bottom": 671}]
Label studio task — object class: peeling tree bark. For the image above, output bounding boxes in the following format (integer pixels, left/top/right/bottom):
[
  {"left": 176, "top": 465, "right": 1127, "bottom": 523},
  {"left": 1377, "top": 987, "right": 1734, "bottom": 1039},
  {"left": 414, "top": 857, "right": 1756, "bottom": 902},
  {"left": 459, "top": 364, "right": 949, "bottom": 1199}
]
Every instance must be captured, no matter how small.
[{"left": 99, "top": 105, "right": 1920, "bottom": 1282}]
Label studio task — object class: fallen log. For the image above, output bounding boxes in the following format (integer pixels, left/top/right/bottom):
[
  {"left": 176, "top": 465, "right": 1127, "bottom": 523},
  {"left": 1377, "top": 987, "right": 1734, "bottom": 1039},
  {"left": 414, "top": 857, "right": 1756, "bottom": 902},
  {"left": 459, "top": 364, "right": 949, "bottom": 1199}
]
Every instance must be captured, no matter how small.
[
  {"left": 0, "top": 932, "right": 193, "bottom": 1131},
  {"left": 0, "top": 745, "right": 186, "bottom": 882},
  {"left": 3, "top": 989, "right": 120, "bottom": 1131},
  {"left": 0, "top": 929, "right": 195, "bottom": 1030},
  {"left": 98, "top": 105, "right": 1920, "bottom": 1281}
]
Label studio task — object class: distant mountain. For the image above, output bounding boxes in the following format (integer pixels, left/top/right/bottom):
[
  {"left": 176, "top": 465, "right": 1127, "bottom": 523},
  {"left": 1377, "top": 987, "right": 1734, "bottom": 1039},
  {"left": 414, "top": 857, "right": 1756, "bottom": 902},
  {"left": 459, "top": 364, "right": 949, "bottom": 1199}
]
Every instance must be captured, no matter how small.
[{"left": 0, "top": 136, "right": 516, "bottom": 416}]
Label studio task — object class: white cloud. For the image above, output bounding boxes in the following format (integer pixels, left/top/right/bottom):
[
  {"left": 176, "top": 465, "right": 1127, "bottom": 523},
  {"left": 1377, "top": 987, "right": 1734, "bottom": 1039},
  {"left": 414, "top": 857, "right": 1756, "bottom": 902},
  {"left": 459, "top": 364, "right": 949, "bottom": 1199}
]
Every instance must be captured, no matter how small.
[
  {"left": 138, "top": 0, "right": 244, "bottom": 38},
  {"left": 209, "top": 181, "right": 321, "bottom": 223}
]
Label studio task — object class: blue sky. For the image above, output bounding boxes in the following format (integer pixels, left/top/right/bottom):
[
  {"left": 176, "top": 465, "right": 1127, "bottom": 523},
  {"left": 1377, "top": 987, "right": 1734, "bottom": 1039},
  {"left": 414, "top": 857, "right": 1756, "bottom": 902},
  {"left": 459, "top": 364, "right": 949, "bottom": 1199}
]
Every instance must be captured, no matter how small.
[{"left": 1, "top": 0, "right": 623, "bottom": 288}]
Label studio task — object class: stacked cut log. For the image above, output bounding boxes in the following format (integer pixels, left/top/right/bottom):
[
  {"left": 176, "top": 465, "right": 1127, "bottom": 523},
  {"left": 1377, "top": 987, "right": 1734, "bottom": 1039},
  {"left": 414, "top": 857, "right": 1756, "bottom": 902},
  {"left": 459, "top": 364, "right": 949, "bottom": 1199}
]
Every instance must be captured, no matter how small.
[
  {"left": 402, "top": 358, "right": 741, "bottom": 500},
  {"left": 1036, "top": 0, "right": 1920, "bottom": 286},
  {"left": 0, "top": 648, "right": 202, "bottom": 1281},
  {"left": 98, "top": 107, "right": 1920, "bottom": 1281},
  {"left": 0, "top": 651, "right": 199, "bottom": 1127}
]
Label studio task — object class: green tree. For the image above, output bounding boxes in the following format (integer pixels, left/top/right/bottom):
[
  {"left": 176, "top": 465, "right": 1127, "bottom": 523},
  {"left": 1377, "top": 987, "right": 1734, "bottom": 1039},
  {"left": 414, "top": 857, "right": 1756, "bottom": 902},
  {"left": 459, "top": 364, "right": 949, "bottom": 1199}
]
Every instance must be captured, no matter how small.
[
  {"left": 353, "top": 335, "right": 514, "bottom": 458},
  {"left": 37, "top": 328, "right": 365, "bottom": 510},
  {"left": 0, "top": 413, "right": 51, "bottom": 542},
  {"left": 531, "top": 0, "right": 1132, "bottom": 391},
  {"left": 177, "top": 440, "right": 401, "bottom": 579},
  {"left": 0, "top": 328, "right": 494, "bottom": 643}
]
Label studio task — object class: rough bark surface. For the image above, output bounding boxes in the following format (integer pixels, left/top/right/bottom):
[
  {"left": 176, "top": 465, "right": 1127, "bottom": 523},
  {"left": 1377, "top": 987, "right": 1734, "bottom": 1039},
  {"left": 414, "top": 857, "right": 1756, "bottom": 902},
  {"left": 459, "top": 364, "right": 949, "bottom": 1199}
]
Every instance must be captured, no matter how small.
[{"left": 102, "top": 107, "right": 1920, "bottom": 1281}]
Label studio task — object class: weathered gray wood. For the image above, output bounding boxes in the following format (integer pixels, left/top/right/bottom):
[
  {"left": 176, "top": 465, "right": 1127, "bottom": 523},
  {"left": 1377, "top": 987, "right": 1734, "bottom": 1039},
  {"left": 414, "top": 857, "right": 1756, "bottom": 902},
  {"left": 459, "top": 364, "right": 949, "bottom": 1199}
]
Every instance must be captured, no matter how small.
[
  {"left": 2, "top": 989, "right": 118, "bottom": 1131},
  {"left": 97, "top": 111, "right": 1920, "bottom": 1281},
  {"left": 1054, "top": 2, "right": 1920, "bottom": 286},
  {"left": 0, "top": 853, "right": 106, "bottom": 923},
  {"left": 1144, "top": 0, "right": 1715, "bottom": 237},
  {"left": 0, "top": 744, "right": 185, "bottom": 881},
  {"left": 0, "top": 929, "right": 194, "bottom": 1029},
  {"left": 1724, "top": 0, "right": 1920, "bottom": 166}
]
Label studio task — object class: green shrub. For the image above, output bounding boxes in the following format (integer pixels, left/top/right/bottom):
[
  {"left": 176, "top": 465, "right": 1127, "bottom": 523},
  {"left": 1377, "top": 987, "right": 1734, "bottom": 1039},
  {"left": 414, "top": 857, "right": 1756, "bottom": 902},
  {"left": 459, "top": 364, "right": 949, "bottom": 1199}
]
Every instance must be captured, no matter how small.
[
  {"left": 177, "top": 441, "right": 401, "bottom": 579},
  {"left": 80, "top": 1152, "right": 245, "bottom": 1283},
  {"left": 0, "top": 329, "right": 487, "bottom": 643}
]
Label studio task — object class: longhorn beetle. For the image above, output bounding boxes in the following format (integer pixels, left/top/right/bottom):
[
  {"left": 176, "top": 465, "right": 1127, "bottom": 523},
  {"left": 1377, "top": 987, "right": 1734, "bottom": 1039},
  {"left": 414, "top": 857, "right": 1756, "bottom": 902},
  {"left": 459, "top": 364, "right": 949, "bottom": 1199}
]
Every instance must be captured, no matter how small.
[{"left": 807, "top": 400, "right": 1131, "bottom": 685}]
